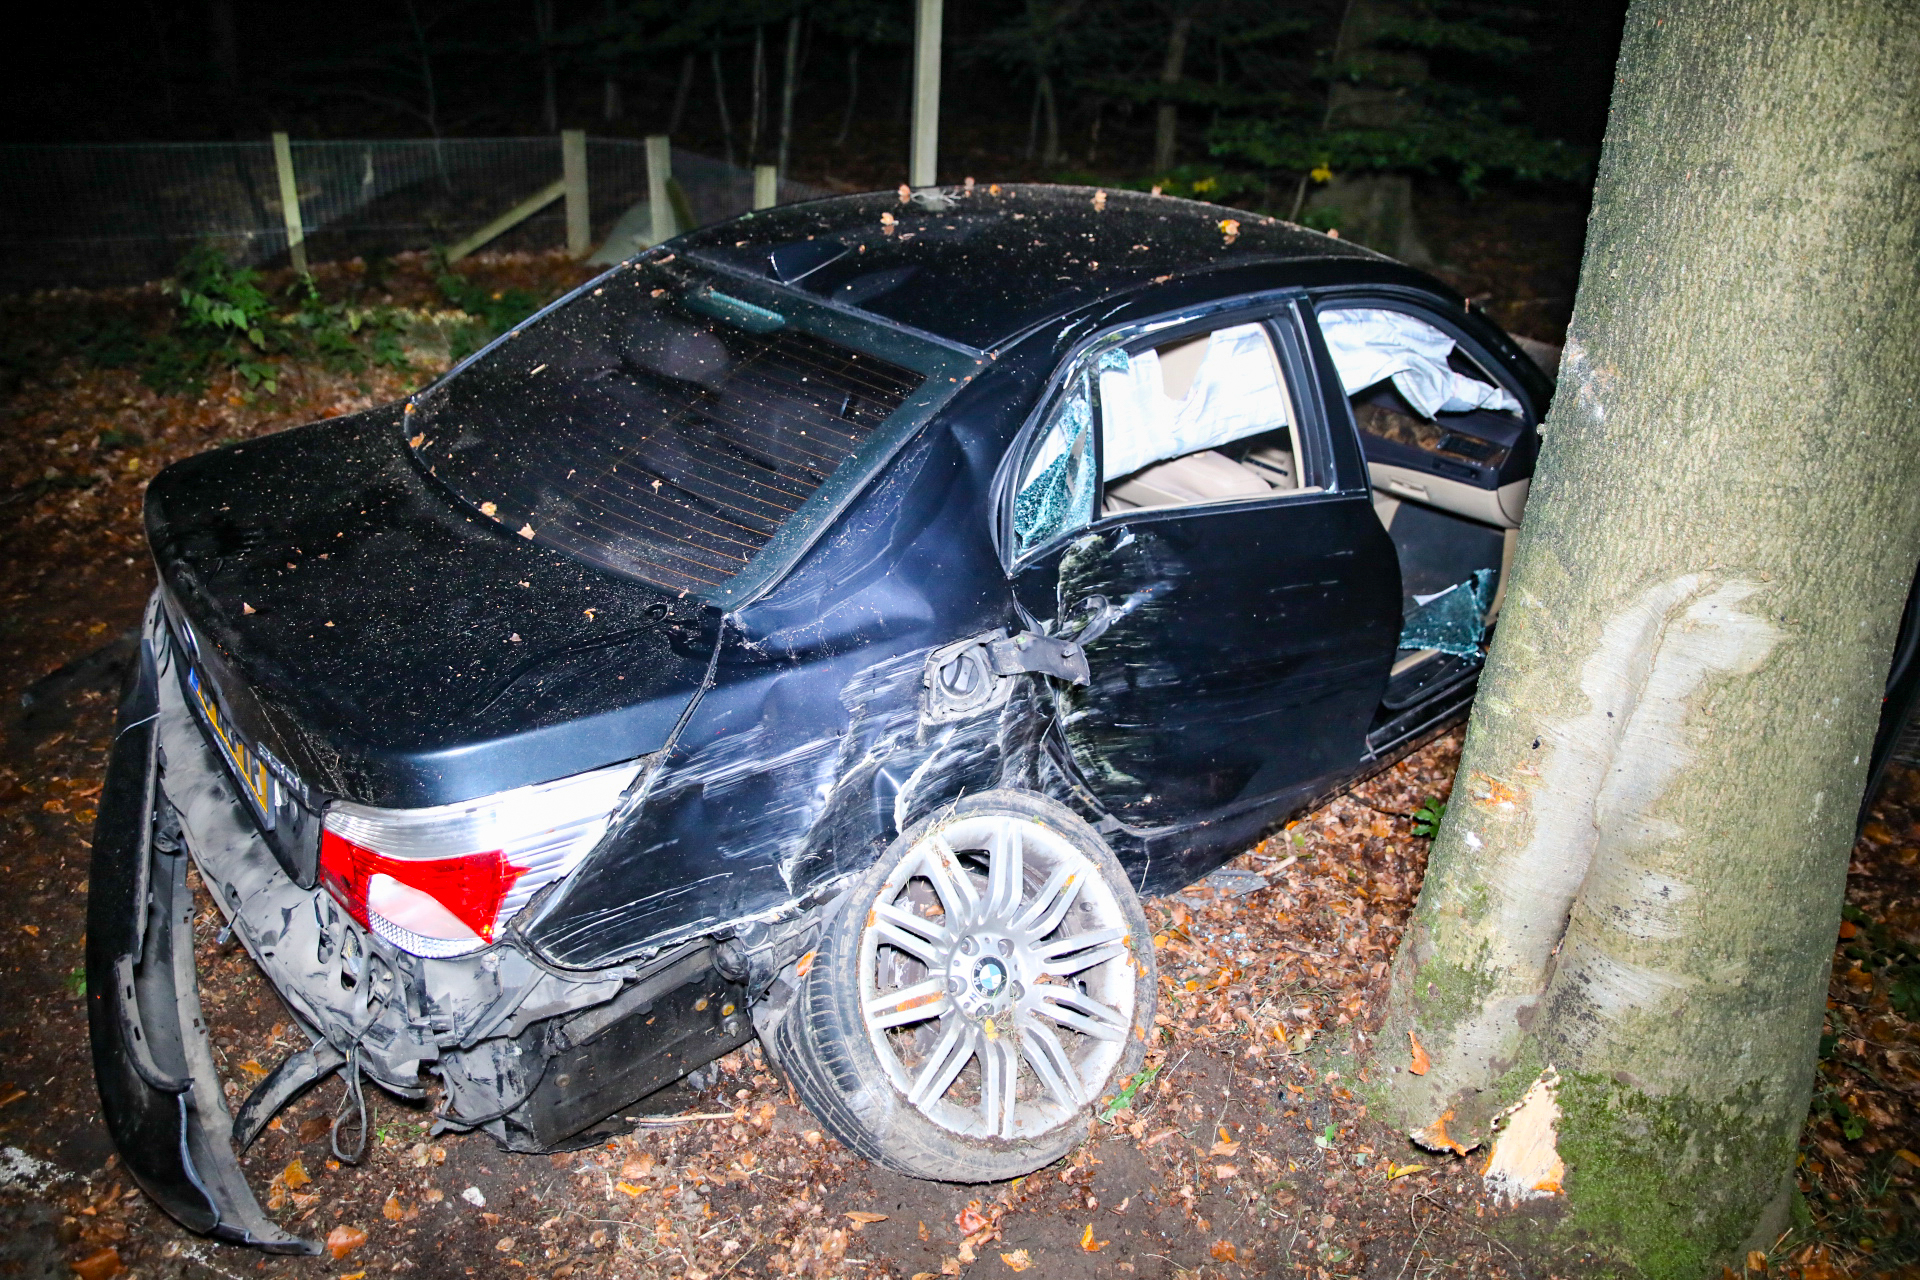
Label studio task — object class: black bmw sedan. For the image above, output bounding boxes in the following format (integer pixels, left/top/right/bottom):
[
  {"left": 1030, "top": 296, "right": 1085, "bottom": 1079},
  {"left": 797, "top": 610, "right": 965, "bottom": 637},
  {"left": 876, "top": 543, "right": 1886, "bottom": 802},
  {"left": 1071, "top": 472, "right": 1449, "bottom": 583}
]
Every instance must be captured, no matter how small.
[{"left": 89, "top": 183, "right": 1568, "bottom": 1252}]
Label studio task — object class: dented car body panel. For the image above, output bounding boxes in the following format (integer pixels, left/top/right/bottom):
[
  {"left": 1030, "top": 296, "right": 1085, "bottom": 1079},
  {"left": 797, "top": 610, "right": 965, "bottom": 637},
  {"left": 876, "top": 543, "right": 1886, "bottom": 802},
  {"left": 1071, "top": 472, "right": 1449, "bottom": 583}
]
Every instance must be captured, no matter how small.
[{"left": 91, "top": 185, "right": 1560, "bottom": 1247}]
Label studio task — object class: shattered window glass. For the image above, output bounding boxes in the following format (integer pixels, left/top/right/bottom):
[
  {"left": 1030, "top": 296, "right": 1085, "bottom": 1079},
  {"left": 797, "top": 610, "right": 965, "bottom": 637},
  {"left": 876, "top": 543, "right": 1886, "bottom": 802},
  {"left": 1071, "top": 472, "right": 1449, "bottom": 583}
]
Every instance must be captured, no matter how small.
[
  {"left": 1013, "top": 372, "right": 1096, "bottom": 558},
  {"left": 1399, "top": 568, "right": 1497, "bottom": 657},
  {"left": 409, "top": 261, "right": 923, "bottom": 596}
]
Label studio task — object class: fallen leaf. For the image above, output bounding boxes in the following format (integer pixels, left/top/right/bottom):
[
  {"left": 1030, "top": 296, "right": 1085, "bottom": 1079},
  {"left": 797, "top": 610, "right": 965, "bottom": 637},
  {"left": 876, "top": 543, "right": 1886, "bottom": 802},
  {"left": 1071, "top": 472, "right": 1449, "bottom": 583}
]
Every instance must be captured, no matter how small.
[
  {"left": 518, "top": 524, "right": 535, "bottom": 539},
  {"left": 238, "top": 1059, "right": 268, "bottom": 1080},
  {"left": 280, "top": 1158, "right": 311, "bottom": 1190},
  {"left": 1896, "top": 1148, "right": 1920, "bottom": 1167},
  {"left": 324, "top": 1224, "right": 368, "bottom": 1260},
  {"left": 1080, "top": 1223, "right": 1107, "bottom": 1252},
  {"left": 615, "top": 1181, "right": 645, "bottom": 1196},
  {"left": 619, "top": 1152, "right": 655, "bottom": 1179},
  {"left": 1838, "top": 920, "right": 1857, "bottom": 939},
  {"left": 462, "top": 1186, "right": 486, "bottom": 1207},
  {"left": 1408, "top": 1030, "right": 1431, "bottom": 1076},
  {"left": 1210, "top": 1126, "right": 1240, "bottom": 1155},
  {"left": 1219, "top": 218, "right": 1241, "bottom": 245},
  {"left": 956, "top": 1203, "right": 991, "bottom": 1235},
  {"left": 479, "top": 501, "right": 498, "bottom": 517},
  {"left": 1214, "top": 1164, "right": 1239, "bottom": 1179},
  {"left": 241, "top": 602, "right": 255, "bottom": 615},
  {"left": 69, "top": 1247, "right": 123, "bottom": 1280},
  {"left": 1000, "top": 1249, "right": 1034, "bottom": 1271},
  {"left": 382, "top": 1193, "right": 404, "bottom": 1221},
  {"left": 1092, "top": 190, "right": 1107, "bottom": 212},
  {"left": 1748, "top": 1250, "right": 1767, "bottom": 1273},
  {"left": 1386, "top": 1161, "right": 1427, "bottom": 1180},
  {"left": 0, "top": 1084, "right": 26, "bottom": 1108},
  {"left": 497, "top": 1237, "right": 516, "bottom": 1253},
  {"left": 845, "top": 1211, "right": 888, "bottom": 1228},
  {"left": 1210, "top": 1240, "right": 1238, "bottom": 1263}
]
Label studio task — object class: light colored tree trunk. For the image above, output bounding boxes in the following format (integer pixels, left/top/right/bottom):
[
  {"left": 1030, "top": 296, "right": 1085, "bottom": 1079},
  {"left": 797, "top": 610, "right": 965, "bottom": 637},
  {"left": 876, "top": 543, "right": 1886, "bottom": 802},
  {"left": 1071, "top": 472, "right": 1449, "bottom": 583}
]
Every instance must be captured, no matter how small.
[
  {"left": 1374, "top": 0, "right": 1920, "bottom": 1272},
  {"left": 1152, "top": 11, "right": 1192, "bottom": 174}
]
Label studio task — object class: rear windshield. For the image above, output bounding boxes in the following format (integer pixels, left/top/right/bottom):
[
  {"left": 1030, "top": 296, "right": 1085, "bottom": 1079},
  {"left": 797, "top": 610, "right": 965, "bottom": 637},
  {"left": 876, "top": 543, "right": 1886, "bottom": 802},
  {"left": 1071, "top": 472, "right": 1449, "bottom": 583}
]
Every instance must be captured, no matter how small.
[{"left": 409, "top": 262, "right": 923, "bottom": 595}]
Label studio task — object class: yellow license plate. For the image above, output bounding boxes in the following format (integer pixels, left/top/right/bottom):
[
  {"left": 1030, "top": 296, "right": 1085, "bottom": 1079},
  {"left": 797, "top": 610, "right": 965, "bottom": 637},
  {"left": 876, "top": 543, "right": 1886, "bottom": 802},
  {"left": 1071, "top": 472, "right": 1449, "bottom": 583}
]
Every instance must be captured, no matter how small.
[{"left": 187, "top": 666, "right": 278, "bottom": 827}]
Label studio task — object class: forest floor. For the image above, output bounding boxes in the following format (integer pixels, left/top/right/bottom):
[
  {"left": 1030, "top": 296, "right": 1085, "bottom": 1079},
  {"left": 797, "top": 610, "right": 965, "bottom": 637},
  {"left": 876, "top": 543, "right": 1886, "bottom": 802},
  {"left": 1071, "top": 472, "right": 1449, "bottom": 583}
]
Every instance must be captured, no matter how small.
[{"left": 0, "top": 209, "right": 1910, "bottom": 1280}]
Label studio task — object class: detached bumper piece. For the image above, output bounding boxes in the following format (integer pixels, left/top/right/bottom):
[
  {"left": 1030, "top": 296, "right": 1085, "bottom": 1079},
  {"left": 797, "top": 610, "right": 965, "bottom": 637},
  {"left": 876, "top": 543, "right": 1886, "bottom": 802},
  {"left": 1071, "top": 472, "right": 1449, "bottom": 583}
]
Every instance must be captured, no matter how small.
[{"left": 84, "top": 628, "right": 319, "bottom": 1255}]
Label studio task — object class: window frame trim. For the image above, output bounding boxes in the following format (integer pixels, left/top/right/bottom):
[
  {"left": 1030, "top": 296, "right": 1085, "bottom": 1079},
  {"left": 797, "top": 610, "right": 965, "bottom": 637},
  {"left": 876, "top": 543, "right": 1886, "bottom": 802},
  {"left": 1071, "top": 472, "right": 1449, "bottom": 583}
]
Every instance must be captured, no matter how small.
[{"left": 994, "top": 288, "right": 1359, "bottom": 575}]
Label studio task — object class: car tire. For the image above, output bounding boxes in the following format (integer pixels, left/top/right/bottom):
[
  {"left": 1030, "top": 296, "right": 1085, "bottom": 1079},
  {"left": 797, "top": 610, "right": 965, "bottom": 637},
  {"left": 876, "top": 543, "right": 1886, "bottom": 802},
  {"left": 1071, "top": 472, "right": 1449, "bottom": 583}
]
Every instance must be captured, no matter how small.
[{"left": 774, "top": 789, "right": 1156, "bottom": 1181}]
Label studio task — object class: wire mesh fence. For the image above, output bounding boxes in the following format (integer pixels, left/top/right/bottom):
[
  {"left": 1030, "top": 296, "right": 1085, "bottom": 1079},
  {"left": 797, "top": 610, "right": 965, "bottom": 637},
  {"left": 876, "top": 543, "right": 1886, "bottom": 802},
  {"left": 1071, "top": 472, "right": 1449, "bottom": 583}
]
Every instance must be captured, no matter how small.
[{"left": 0, "top": 136, "right": 824, "bottom": 294}]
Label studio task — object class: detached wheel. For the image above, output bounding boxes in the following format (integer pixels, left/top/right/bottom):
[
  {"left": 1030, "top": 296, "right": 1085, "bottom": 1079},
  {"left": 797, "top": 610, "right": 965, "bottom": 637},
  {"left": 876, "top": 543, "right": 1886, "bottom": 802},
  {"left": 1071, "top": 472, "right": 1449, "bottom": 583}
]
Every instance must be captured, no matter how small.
[{"left": 775, "top": 789, "right": 1156, "bottom": 1181}]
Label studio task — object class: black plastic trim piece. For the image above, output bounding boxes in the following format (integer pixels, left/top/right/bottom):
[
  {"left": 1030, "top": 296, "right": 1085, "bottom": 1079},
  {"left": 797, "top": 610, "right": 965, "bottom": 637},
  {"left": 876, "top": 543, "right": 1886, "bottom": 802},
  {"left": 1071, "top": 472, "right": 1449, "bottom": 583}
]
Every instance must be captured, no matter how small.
[{"left": 85, "top": 622, "right": 320, "bottom": 1255}]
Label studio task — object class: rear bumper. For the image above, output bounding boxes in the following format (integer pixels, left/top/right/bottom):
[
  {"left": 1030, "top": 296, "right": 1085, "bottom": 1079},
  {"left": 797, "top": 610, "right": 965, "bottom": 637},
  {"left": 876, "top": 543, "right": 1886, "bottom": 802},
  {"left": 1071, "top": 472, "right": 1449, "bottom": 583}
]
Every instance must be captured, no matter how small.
[
  {"left": 88, "top": 594, "right": 765, "bottom": 1250},
  {"left": 84, "top": 599, "right": 318, "bottom": 1254}
]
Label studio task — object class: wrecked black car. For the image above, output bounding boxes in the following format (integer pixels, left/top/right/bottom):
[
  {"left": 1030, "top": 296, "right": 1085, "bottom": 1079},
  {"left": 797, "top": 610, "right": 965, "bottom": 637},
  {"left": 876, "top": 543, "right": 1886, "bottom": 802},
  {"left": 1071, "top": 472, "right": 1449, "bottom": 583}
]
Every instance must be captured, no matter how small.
[{"left": 87, "top": 183, "right": 1556, "bottom": 1251}]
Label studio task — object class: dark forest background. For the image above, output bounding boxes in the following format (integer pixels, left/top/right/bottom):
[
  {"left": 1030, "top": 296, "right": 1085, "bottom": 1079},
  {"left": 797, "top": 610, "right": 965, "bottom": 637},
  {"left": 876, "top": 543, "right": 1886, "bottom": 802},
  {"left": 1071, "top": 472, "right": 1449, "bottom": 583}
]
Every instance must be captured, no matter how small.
[{"left": 8, "top": 0, "right": 1626, "bottom": 229}]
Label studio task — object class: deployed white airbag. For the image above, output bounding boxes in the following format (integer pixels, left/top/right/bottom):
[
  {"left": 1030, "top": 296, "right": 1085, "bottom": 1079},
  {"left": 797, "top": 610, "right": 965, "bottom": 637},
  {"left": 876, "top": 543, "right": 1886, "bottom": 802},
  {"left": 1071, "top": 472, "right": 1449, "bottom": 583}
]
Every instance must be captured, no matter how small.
[
  {"left": 1098, "top": 323, "right": 1290, "bottom": 479},
  {"left": 1319, "top": 307, "right": 1520, "bottom": 419}
]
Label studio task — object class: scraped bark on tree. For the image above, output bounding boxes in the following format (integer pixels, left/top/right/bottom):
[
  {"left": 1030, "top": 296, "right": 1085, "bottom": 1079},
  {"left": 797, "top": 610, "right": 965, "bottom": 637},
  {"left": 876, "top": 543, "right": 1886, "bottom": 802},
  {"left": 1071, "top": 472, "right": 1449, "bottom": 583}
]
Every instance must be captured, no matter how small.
[{"left": 1374, "top": 0, "right": 1920, "bottom": 1274}]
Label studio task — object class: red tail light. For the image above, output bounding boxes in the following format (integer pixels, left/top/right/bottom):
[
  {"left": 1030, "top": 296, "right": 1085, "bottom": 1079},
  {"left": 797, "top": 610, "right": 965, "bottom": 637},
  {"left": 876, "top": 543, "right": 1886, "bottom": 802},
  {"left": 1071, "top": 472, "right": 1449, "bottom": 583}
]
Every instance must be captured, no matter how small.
[
  {"left": 317, "top": 760, "right": 644, "bottom": 958},
  {"left": 319, "top": 832, "right": 527, "bottom": 946}
]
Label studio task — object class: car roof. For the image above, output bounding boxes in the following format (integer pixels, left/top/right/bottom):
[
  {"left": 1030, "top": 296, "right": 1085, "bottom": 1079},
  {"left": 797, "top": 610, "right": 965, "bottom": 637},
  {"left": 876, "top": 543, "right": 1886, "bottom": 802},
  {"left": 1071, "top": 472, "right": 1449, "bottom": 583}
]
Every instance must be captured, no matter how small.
[{"left": 676, "top": 183, "right": 1390, "bottom": 351}]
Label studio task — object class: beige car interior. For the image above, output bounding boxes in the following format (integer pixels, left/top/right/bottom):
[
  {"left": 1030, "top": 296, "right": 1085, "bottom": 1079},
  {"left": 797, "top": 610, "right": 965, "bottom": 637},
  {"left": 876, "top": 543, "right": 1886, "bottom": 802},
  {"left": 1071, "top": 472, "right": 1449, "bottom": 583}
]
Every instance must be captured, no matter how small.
[{"left": 1101, "top": 328, "right": 1319, "bottom": 514}]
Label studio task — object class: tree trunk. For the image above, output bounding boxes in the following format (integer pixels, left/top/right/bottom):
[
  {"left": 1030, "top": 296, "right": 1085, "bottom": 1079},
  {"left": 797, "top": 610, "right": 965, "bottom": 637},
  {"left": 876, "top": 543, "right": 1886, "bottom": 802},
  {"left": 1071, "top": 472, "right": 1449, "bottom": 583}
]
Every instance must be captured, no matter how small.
[
  {"left": 1304, "top": 0, "right": 1430, "bottom": 261},
  {"left": 601, "top": 0, "right": 622, "bottom": 121},
  {"left": 777, "top": 13, "right": 801, "bottom": 180},
  {"left": 1038, "top": 71, "right": 1060, "bottom": 168},
  {"left": 1152, "top": 11, "right": 1191, "bottom": 174},
  {"left": 1374, "top": 0, "right": 1920, "bottom": 1272},
  {"left": 534, "top": 0, "right": 558, "bottom": 132},
  {"left": 834, "top": 44, "right": 860, "bottom": 148},
  {"left": 711, "top": 47, "right": 736, "bottom": 167},
  {"left": 668, "top": 52, "right": 695, "bottom": 135},
  {"left": 748, "top": 24, "right": 766, "bottom": 163}
]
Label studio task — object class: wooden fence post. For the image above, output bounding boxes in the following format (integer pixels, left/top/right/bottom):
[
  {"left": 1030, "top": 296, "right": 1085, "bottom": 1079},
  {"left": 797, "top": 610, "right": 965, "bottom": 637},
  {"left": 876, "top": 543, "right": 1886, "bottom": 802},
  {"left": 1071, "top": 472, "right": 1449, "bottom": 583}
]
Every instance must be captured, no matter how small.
[
  {"left": 271, "top": 131, "right": 308, "bottom": 274},
  {"left": 646, "top": 136, "right": 677, "bottom": 245},
  {"left": 754, "top": 165, "right": 778, "bottom": 211},
  {"left": 910, "top": 0, "right": 943, "bottom": 188},
  {"left": 562, "top": 129, "right": 590, "bottom": 256}
]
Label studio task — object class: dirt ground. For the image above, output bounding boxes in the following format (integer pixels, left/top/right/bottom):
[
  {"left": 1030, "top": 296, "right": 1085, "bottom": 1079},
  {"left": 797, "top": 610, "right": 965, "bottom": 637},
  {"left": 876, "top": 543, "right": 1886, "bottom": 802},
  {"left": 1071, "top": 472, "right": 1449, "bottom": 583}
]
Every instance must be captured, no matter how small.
[{"left": 0, "top": 229, "right": 1910, "bottom": 1280}]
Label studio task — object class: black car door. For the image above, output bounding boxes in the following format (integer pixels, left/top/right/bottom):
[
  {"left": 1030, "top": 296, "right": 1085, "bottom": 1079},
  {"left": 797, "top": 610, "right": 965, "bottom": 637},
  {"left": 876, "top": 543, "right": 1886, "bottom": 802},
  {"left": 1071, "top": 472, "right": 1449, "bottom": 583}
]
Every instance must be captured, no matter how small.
[{"left": 1004, "top": 294, "right": 1402, "bottom": 832}]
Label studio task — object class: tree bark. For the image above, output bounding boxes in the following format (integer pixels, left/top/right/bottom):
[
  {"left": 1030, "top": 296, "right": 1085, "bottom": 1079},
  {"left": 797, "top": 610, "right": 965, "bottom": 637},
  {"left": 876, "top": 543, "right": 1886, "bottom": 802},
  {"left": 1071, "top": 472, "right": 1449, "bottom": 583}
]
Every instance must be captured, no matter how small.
[
  {"left": 534, "top": 0, "right": 558, "bottom": 132},
  {"left": 669, "top": 51, "right": 695, "bottom": 135},
  {"left": 711, "top": 47, "right": 736, "bottom": 167},
  {"left": 1305, "top": 0, "right": 1430, "bottom": 262},
  {"left": 1374, "top": 0, "right": 1920, "bottom": 1272},
  {"left": 748, "top": 24, "right": 766, "bottom": 163},
  {"left": 834, "top": 44, "right": 860, "bottom": 147},
  {"left": 1152, "top": 11, "right": 1192, "bottom": 174},
  {"left": 777, "top": 13, "right": 801, "bottom": 180}
]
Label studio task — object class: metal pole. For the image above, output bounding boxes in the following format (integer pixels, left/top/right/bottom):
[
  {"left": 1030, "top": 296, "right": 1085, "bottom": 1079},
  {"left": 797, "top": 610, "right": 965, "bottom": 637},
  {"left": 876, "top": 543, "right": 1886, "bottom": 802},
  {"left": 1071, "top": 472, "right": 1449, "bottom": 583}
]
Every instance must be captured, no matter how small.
[
  {"left": 909, "top": 0, "right": 942, "bottom": 188},
  {"left": 562, "top": 129, "right": 590, "bottom": 256},
  {"left": 646, "top": 135, "right": 676, "bottom": 245},
  {"left": 753, "top": 165, "right": 778, "bottom": 211},
  {"left": 271, "top": 131, "right": 308, "bottom": 275}
]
